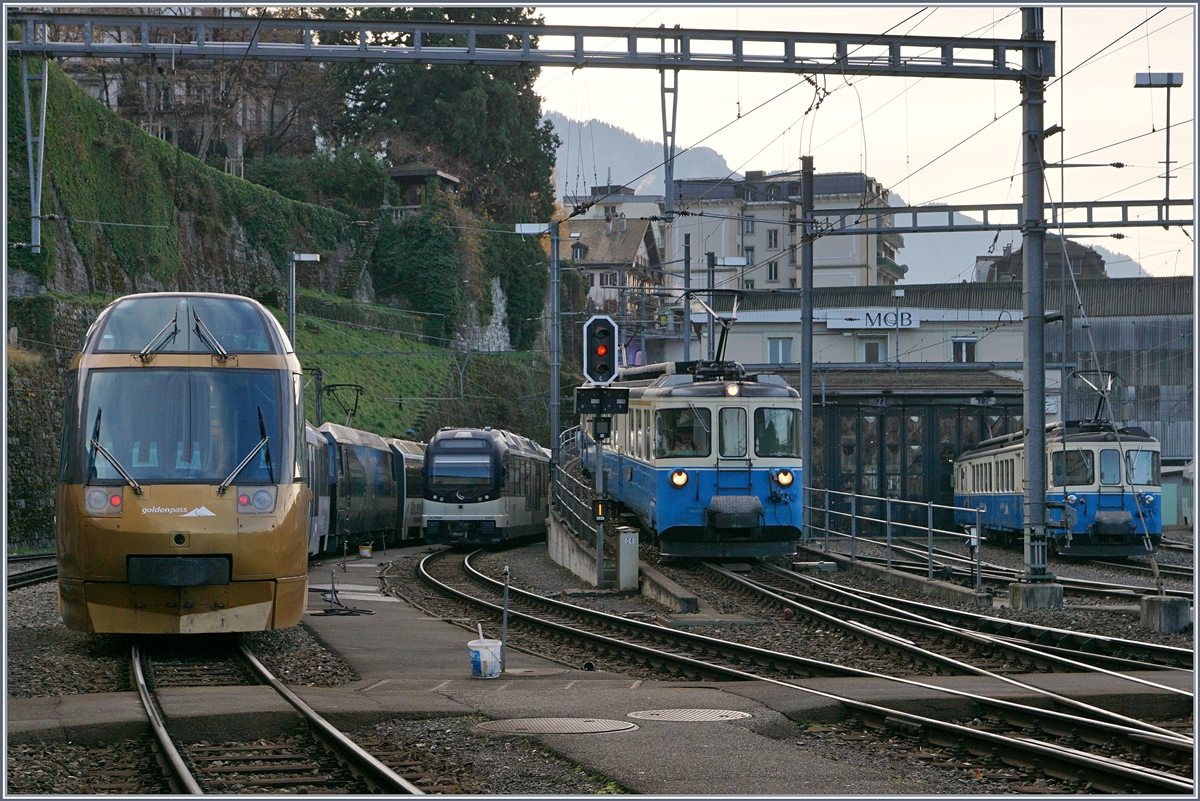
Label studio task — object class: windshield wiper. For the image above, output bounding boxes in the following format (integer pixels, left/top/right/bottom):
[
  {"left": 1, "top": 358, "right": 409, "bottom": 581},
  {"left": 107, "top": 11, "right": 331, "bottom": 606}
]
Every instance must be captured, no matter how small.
[
  {"left": 192, "top": 310, "right": 229, "bottom": 362},
  {"left": 137, "top": 313, "right": 179, "bottom": 362},
  {"left": 218, "top": 406, "right": 274, "bottom": 494},
  {"left": 87, "top": 408, "right": 143, "bottom": 494}
]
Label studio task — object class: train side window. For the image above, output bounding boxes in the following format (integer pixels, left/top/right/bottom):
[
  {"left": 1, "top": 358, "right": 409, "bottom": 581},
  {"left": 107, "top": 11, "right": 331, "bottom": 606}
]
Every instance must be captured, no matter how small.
[
  {"left": 1051, "top": 449, "right": 1094, "bottom": 486},
  {"left": 719, "top": 408, "right": 747, "bottom": 458},
  {"left": 656, "top": 408, "right": 712, "bottom": 458},
  {"left": 1099, "top": 449, "right": 1121, "bottom": 485}
]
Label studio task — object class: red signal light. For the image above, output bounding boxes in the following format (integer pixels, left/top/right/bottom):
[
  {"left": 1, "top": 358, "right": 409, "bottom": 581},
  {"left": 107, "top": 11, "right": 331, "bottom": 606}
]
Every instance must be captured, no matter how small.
[
  {"left": 238, "top": 494, "right": 251, "bottom": 506},
  {"left": 595, "top": 344, "right": 609, "bottom": 356},
  {"left": 110, "top": 494, "right": 122, "bottom": 507}
]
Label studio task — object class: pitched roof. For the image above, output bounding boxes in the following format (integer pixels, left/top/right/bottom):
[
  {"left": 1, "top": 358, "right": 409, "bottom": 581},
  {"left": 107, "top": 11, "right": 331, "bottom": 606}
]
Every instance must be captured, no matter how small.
[{"left": 558, "top": 218, "right": 660, "bottom": 268}]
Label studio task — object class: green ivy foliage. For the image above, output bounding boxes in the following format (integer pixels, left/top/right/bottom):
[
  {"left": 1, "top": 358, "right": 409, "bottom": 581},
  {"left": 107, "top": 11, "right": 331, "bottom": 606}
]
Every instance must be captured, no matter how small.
[
  {"left": 242, "top": 146, "right": 388, "bottom": 217},
  {"left": 5, "top": 56, "right": 348, "bottom": 286},
  {"left": 369, "top": 187, "right": 548, "bottom": 350}
]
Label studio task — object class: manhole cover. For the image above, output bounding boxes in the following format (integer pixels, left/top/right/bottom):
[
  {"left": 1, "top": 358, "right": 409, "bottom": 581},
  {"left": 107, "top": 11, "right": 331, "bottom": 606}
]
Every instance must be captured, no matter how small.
[
  {"left": 477, "top": 718, "right": 638, "bottom": 734},
  {"left": 627, "top": 709, "right": 752, "bottom": 722}
]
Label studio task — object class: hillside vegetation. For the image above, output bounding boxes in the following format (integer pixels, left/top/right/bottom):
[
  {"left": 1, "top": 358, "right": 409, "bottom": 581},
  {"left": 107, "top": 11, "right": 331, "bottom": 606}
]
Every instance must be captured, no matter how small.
[{"left": 6, "top": 56, "right": 348, "bottom": 289}]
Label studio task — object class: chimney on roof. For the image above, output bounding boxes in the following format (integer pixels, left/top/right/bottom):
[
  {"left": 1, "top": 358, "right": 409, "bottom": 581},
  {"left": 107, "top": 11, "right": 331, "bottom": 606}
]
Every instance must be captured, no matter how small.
[
  {"left": 1003, "top": 243, "right": 1012, "bottom": 257},
  {"left": 605, "top": 212, "right": 613, "bottom": 236},
  {"left": 619, "top": 213, "right": 626, "bottom": 233},
  {"left": 746, "top": 170, "right": 766, "bottom": 180}
]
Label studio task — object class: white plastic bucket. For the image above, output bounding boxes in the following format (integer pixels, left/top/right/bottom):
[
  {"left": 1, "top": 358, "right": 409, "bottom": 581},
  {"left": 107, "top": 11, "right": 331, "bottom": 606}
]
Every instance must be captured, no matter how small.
[
  {"left": 468, "top": 638, "right": 502, "bottom": 679},
  {"left": 359, "top": 544, "right": 373, "bottom": 557}
]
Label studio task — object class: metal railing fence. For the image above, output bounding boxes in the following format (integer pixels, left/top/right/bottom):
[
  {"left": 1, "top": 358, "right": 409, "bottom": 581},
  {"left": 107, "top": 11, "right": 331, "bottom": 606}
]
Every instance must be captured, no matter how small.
[
  {"left": 803, "top": 485, "right": 985, "bottom": 592},
  {"left": 553, "top": 426, "right": 599, "bottom": 545}
]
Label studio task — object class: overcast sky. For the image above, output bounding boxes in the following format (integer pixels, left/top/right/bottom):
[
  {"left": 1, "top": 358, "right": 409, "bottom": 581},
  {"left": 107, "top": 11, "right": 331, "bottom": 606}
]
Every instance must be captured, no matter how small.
[{"left": 533, "top": 5, "right": 1196, "bottom": 278}]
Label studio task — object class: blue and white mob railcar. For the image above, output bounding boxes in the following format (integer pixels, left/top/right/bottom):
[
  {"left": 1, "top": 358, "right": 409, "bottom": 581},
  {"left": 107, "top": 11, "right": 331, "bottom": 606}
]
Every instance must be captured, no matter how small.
[
  {"left": 422, "top": 427, "right": 550, "bottom": 545},
  {"left": 583, "top": 362, "right": 802, "bottom": 559},
  {"left": 953, "top": 419, "right": 1161, "bottom": 557}
]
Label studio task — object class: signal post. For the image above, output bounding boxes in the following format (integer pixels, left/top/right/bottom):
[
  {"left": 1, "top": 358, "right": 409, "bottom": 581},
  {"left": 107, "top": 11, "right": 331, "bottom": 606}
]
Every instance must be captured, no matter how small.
[{"left": 579, "top": 316, "right": 629, "bottom": 587}]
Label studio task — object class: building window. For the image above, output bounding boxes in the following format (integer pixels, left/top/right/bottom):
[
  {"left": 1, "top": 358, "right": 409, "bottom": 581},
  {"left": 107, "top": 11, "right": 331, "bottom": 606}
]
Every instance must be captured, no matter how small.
[
  {"left": 789, "top": 278, "right": 796, "bottom": 288},
  {"left": 588, "top": 273, "right": 596, "bottom": 287},
  {"left": 788, "top": 215, "right": 797, "bottom": 233},
  {"left": 743, "top": 188, "right": 754, "bottom": 201},
  {"left": 572, "top": 244, "right": 586, "bottom": 260},
  {"left": 768, "top": 337, "right": 792, "bottom": 364},
  {"left": 953, "top": 338, "right": 977, "bottom": 363},
  {"left": 788, "top": 247, "right": 797, "bottom": 265},
  {"left": 743, "top": 215, "right": 755, "bottom": 234},
  {"left": 767, "top": 261, "right": 779, "bottom": 282},
  {"left": 768, "top": 185, "right": 780, "bottom": 200},
  {"left": 767, "top": 229, "right": 779, "bottom": 249},
  {"left": 788, "top": 183, "right": 799, "bottom": 197},
  {"left": 603, "top": 205, "right": 617, "bottom": 217},
  {"left": 860, "top": 336, "right": 888, "bottom": 364},
  {"left": 744, "top": 246, "right": 755, "bottom": 265},
  {"left": 744, "top": 279, "right": 755, "bottom": 289}
]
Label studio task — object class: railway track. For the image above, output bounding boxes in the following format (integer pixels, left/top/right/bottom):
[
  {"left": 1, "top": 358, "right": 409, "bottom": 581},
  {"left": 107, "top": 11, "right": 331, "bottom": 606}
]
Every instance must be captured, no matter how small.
[
  {"left": 1089, "top": 558, "right": 1195, "bottom": 581},
  {"left": 409, "top": 547, "right": 1193, "bottom": 794},
  {"left": 756, "top": 562, "right": 1192, "bottom": 671},
  {"left": 819, "top": 541, "right": 1194, "bottom": 601},
  {"left": 7, "top": 564, "right": 58, "bottom": 590},
  {"left": 132, "top": 639, "right": 424, "bottom": 794}
]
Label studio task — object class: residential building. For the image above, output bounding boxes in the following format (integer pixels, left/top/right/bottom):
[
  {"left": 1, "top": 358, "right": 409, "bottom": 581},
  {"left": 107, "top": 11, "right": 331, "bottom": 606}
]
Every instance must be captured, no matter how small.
[
  {"left": 556, "top": 215, "right": 665, "bottom": 366},
  {"left": 665, "top": 170, "right": 907, "bottom": 297},
  {"left": 974, "top": 234, "right": 1109, "bottom": 282}
]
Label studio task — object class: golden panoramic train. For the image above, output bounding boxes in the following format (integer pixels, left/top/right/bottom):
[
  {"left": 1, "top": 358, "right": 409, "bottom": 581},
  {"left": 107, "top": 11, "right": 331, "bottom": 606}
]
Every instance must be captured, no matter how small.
[{"left": 56, "top": 293, "right": 309, "bottom": 633}]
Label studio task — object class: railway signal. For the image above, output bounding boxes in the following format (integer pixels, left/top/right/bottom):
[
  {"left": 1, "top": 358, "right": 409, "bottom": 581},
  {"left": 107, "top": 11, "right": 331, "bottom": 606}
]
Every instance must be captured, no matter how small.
[{"left": 583, "top": 315, "right": 618, "bottom": 386}]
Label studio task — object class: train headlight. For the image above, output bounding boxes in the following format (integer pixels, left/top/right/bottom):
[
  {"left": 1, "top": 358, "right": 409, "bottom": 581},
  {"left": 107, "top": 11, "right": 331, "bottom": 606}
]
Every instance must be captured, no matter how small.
[
  {"left": 774, "top": 469, "right": 795, "bottom": 488},
  {"left": 1066, "top": 494, "right": 1078, "bottom": 505},
  {"left": 725, "top": 383, "right": 740, "bottom": 397},
  {"left": 670, "top": 469, "right": 689, "bottom": 488},
  {"left": 237, "top": 486, "right": 277, "bottom": 514},
  {"left": 85, "top": 488, "right": 109, "bottom": 513},
  {"left": 83, "top": 487, "right": 122, "bottom": 515},
  {"left": 1140, "top": 493, "right": 1156, "bottom": 507}
]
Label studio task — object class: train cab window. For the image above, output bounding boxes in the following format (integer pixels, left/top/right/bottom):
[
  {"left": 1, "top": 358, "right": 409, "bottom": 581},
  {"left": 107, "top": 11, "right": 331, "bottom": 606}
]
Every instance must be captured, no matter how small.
[
  {"left": 1126, "top": 449, "right": 1161, "bottom": 486},
  {"left": 754, "top": 408, "right": 800, "bottom": 458},
  {"left": 1051, "top": 450, "right": 1095, "bottom": 486},
  {"left": 1099, "top": 449, "right": 1122, "bottom": 485},
  {"left": 93, "top": 296, "right": 276, "bottom": 354},
  {"left": 656, "top": 408, "right": 711, "bottom": 458},
  {"left": 719, "top": 408, "right": 747, "bottom": 458}
]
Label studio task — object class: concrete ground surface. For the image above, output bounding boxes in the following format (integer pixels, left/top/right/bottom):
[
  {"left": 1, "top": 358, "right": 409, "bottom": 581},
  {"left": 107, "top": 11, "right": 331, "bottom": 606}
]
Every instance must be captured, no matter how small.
[{"left": 7, "top": 544, "right": 1193, "bottom": 795}]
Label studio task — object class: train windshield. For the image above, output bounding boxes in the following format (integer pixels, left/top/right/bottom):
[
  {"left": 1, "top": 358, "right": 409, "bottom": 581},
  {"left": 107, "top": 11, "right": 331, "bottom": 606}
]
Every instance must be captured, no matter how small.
[
  {"left": 93, "top": 296, "right": 275, "bottom": 354},
  {"left": 79, "top": 369, "right": 282, "bottom": 484},
  {"left": 428, "top": 454, "right": 494, "bottom": 489},
  {"left": 754, "top": 408, "right": 800, "bottom": 458},
  {"left": 1126, "top": 448, "right": 1161, "bottom": 485}
]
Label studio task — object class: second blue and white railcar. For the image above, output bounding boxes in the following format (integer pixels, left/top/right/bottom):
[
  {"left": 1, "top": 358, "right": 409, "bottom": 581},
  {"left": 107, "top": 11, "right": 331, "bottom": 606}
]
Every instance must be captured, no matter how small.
[{"left": 953, "top": 420, "right": 1161, "bottom": 557}]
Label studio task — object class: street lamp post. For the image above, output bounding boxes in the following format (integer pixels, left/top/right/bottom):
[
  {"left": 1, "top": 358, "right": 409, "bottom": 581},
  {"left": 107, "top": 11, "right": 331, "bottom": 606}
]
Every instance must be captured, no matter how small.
[{"left": 288, "top": 252, "right": 320, "bottom": 348}]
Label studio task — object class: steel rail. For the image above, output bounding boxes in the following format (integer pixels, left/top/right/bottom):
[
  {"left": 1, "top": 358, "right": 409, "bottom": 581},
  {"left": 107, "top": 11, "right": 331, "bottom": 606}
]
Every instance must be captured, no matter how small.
[
  {"left": 237, "top": 643, "right": 424, "bottom": 795},
  {"left": 831, "top": 541, "right": 1194, "bottom": 600},
  {"left": 415, "top": 549, "right": 871, "bottom": 681},
  {"left": 1089, "top": 558, "right": 1195, "bottom": 580},
  {"left": 773, "top": 562, "right": 1193, "bottom": 670},
  {"left": 7, "top": 551, "right": 56, "bottom": 562},
  {"left": 422, "top": 550, "right": 1191, "bottom": 793},
  {"left": 7, "top": 564, "right": 59, "bottom": 590},
  {"left": 708, "top": 562, "right": 1191, "bottom": 740},
  {"left": 743, "top": 563, "right": 1192, "bottom": 695},
  {"left": 131, "top": 644, "right": 205, "bottom": 795}
]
